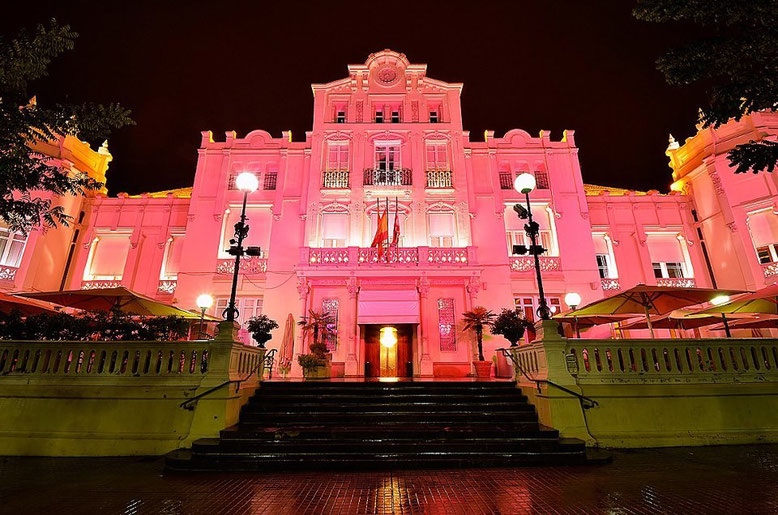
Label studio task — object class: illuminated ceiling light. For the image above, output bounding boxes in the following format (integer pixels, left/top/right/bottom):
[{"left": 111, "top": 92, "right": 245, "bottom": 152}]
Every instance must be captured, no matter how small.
[
  {"left": 236, "top": 172, "right": 259, "bottom": 192},
  {"left": 380, "top": 326, "right": 398, "bottom": 348}
]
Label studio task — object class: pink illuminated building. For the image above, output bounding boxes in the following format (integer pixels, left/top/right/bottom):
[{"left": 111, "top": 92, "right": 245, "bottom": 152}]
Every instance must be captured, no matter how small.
[{"left": 5, "top": 50, "right": 778, "bottom": 377}]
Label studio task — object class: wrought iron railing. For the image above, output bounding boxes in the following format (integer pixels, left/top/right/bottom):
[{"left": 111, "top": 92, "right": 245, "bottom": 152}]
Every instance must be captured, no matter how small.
[
  {"left": 425, "top": 170, "right": 453, "bottom": 188},
  {"left": 363, "top": 168, "right": 412, "bottom": 187},
  {"left": 322, "top": 170, "right": 350, "bottom": 189}
]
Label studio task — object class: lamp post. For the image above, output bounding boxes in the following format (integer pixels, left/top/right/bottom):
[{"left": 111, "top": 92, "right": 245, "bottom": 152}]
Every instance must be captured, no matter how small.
[
  {"left": 196, "top": 293, "right": 213, "bottom": 339},
  {"left": 564, "top": 292, "right": 582, "bottom": 338},
  {"left": 513, "top": 173, "right": 552, "bottom": 320},
  {"left": 224, "top": 172, "right": 261, "bottom": 323}
]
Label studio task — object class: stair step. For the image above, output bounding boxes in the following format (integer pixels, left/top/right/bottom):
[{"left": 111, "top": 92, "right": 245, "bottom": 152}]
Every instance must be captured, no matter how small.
[
  {"left": 221, "top": 424, "right": 555, "bottom": 440},
  {"left": 244, "top": 402, "right": 534, "bottom": 413}
]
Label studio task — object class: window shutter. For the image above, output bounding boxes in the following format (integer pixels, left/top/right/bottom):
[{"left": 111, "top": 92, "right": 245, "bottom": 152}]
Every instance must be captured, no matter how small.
[
  {"left": 91, "top": 237, "right": 130, "bottom": 277},
  {"left": 748, "top": 210, "right": 778, "bottom": 247},
  {"left": 429, "top": 212, "right": 455, "bottom": 237},
  {"left": 321, "top": 212, "right": 349, "bottom": 241},
  {"left": 646, "top": 234, "right": 684, "bottom": 262}
]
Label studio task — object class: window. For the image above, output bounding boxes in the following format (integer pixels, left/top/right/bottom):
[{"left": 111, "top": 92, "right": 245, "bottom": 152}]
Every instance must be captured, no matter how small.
[
  {"left": 160, "top": 235, "right": 184, "bottom": 280},
  {"left": 375, "top": 109, "right": 384, "bottom": 123},
  {"left": 320, "top": 212, "right": 349, "bottom": 248},
  {"left": 499, "top": 171, "right": 513, "bottom": 190},
  {"left": 322, "top": 298, "right": 339, "bottom": 351},
  {"left": 0, "top": 227, "right": 27, "bottom": 268},
  {"left": 391, "top": 110, "right": 400, "bottom": 123},
  {"left": 335, "top": 110, "right": 346, "bottom": 123},
  {"left": 438, "top": 298, "right": 456, "bottom": 351},
  {"left": 214, "top": 297, "right": 263, "bottom": 343},
  {"left": 227, "top": 172, "right": 238, "bottom": 190},
  {"left": 535, "top": 170, "right": 550, "bottom": 189},
  {"left": 375, "top": 142, "right": 400, "bottom": 171},
  {"left": 429, "top": 110, "right": 439, "bottom": 123},
  {"left": 429, "top": 211, "right": 456, "bottom": 247},
  {"left": 504, "top": 205, "right": 557, "bottom": 256},
  {"left": 263, "top": 170, "right": 277, "bottom": 190},
  {"left": 748, "top": 209, "right": 778, "bottom": 264},
  {"left": 592, "top": 233, "right": 617, "bottom": 278},
  {"left": 515, "top": 295, "right": 562, "bottom": 323},
  {"left": 646, "top": 233, "right": 691, "bottom": 279},
  {"left": 220, "top": 206, "right": 271, "bottom": 258},
  {"left": 326, "top": 142, "right": 349, "bottom": 171},
  {"left": 426, "top": 142, "right": 448, "bottom": 170},
  {"left": 86, "top": 236, "right": 130, "bottom": 280}
]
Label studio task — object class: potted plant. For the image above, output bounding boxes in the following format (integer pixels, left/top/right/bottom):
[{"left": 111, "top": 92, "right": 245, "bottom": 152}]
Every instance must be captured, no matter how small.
[
  {"left": 490, "top": 308, "right": 532, "bottom": 347},
  {"left": 297, "top": 310, "right": 334, "bottom": 379},
  {"left": 246, "top": 314, "right": 279, "bottom": 348},
  {"left": 462, "top": 306, "right": 496, "bottom": 378}
]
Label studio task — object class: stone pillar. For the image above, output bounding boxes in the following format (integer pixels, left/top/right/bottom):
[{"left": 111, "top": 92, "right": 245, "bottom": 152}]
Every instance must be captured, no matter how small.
[
  {"left": 418, "top": 276, "right": 433, "bottom": 376},
  {"left": 345, "top": 276, "right": 360, "bottom": 376}
]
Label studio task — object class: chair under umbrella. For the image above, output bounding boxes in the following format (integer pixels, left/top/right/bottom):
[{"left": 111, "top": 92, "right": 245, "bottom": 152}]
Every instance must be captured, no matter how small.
[
  {"left": 0, "top": 292, "right": 58, "bottom": 316},
  {"left": 567, "top": 284, "right": 748, "bottom": 338},
  {"left": 18, "top": 287, "right": 201, "bottom": 318}
]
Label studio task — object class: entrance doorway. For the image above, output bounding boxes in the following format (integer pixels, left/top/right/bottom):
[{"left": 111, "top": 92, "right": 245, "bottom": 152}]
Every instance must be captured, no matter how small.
[{"left": 364, "top": 324, "right": 414, "bottom": 378}]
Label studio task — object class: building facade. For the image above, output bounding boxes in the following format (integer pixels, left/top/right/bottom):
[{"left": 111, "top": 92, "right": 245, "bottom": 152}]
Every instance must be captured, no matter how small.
[{"left": 5, "top": 50, "right": 778, "bottom": 377}]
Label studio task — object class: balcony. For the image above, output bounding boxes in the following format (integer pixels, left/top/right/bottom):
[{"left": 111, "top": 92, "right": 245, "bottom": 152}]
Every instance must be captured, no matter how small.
[
  {"left": 304, "top": 247, "right": 476, "bottom": 267},
  {"left": 322, "top": 170, "right": 350, "bottom": 190},
  {"left": 216, "top": 258, "right": 267, "bottom": 275},
  {"left": 82, "top": 280, "right": 122, "bottom": 290},
  {"left": 762, "top": 262, "right": 778, "bottom": 278},
  {"left": 600, "top": 278, "right": 621, "bottom": 291},
  {"left": 363, "top": 168, "right": 412, "bottom": 187},
  {"left": 157, "top": 280, "right": 177, "bottom": 295},
  {"left": 0, "top": 265, "right": 18, "bottom": 282},
  {"left": 425, "top": 170, "right": 453, "bottom": 189},
  {"left": 510, "top": 256, "right": 561, "bottom": 272},
  {"left": 656, "top": 277, "right": 696, "bottom": 288}
]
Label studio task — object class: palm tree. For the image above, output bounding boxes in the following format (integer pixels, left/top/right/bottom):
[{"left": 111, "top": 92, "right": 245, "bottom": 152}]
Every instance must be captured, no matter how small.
[
  {"left": 298, "top": 309, "right": 334, "bottom": 355},
  {"left": 462, "top": 306, "right": 496, "bottom": 362}
]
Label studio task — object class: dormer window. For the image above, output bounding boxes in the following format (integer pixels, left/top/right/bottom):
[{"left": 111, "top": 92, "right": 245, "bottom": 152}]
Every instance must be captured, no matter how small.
[
  {"left": 429, "top": 110, "right": 439, "bottom": 123},
  {"left": 391, "top": 110, "right": 400, "bottom": 123},
  {"left": 335, "top": 110, "right": 346, "bottom": 123}
]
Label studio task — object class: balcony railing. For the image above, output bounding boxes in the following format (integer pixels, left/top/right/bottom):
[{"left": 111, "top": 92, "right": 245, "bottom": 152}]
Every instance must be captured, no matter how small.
[
  {"left": 82, "top": 280, "right": 122, "bottom": 290},
  {"left": 0, "top": 265, "right": 18, "bottom": 282},
  {"left": 157, "top": 280, "right": 177, "bottom": 295},
  {"left": 216, "top": 258, "right": 267, "bottom": 275},
  {"left": 656, "top": 277, "right": 696, "bottom": 288},
  {"left": 600, "top": 278, "right": 621, "bottom": 291},
  {"left": 425, "top": 170, "right": 453, "bottom": 189},
  {"left": 304, "top": 247, "right": 476, "bottom": 266},
  {"left": 510, "top": 256, "right": 561, "bottom": 272},
  {"left": 762, "top": 262, "right": 778, "bottom": 278},
  {"left": 322, "top": 170, "right": 350, "bottom": 189},
  {"left": 363, "top": 168, "right": 412, "bottom": 187}
]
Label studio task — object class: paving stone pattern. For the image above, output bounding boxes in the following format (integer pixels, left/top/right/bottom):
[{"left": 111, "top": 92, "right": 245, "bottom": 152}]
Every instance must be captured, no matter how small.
[{"left": 2, "top": 445, "right": 778, "bottom": 514}]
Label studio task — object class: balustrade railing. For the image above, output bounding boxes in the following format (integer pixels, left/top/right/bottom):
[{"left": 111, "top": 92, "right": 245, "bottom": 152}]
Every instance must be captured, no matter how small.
[
  {"left": 322, "top": 170, "right": 350, "bottom": 189},
  {"left": 600, "top": 278, "right": 620, "bottom": 291},
  {"left": 510, "top": 256, "right": 561, "bottom": 272},
  {"left": 157, "top": 280, "right": 177, "bottom": 294},
  {"left": 82, "top": 280, "right": 122, "bottom": 290},
  {"left": 656, "top": 277, "right": 696, "bottom": 288},
  {"left": 762, "top": 262, "right": 778, "bottom": 278},
  {"left": 303, "top": 247, "right": 475, "bottom": 266},
  {"left": 0, "top": 265, "right": 18, "bottom": 282},
  {"left": 425, "top": 170, "right": 453, "bottom": 189},
  {"left": 216, "top": 258, "right": 267, "bottom": 275},
  {"left": 363, "top": 168, "right": 412, "bottom": 187}
]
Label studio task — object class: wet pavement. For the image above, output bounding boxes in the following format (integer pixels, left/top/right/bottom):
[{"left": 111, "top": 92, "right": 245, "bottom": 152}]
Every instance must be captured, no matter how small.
[{"left": 1, "top": 445, "right": 777, "bottom": 514}]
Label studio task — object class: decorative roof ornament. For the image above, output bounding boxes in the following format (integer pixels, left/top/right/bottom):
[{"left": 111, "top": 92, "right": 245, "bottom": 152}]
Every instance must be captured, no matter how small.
[{"left": 667, "top": 133, "right": 680, "bottom": 151}]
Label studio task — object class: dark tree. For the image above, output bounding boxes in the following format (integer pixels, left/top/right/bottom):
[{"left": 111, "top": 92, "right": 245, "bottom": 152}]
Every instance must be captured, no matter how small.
[
  {"left": 0, "top": 19, "right": 133, "bottom": 234},
  {"left": 634, "top": 0, "right": 778, "bottom": 174}
]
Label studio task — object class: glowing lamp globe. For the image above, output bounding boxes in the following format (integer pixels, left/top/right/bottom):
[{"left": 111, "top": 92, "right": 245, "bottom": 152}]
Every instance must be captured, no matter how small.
[
  {"left": 514, "top": 173, "right": 536, "bottom": 194},
  {"left": 235, "top": 172, "right": 259, "bottom": 193},
  {"left": 710, "top": 295, "right": 730, "bottom": 306},
  {"left": 379, "top": 326, "right": 398, "bottom": 348},
  {"left": 196, "top": 294, "right": 214, "bottom": 310},
  {"left": 564, "top": 292, "right": 582, "bottom": 309}
]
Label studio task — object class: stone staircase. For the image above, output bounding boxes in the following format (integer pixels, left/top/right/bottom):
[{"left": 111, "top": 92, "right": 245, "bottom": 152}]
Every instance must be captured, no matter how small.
[{"left": 166, "top": 381, "right": 598, "bottom": 472}]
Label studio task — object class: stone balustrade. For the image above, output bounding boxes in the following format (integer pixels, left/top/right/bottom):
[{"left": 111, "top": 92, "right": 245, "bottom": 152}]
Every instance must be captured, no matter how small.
[{"left": 303, "top": 246, "right": 476, "bottom": 267}]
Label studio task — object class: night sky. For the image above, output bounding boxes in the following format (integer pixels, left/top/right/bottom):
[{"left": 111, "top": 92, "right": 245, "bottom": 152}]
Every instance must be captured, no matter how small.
[{"left": 3, "top": 1, "right": 705, "bottom": 195}]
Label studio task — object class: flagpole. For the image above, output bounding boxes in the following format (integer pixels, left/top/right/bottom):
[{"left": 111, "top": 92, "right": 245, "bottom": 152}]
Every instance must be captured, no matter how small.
[{"left": 385, "top": 197, "right": 389, "bottom": 263}]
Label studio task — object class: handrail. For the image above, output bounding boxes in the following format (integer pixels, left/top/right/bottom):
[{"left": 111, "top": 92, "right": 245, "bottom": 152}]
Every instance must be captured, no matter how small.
[
  {"left": 497, "top": 347, "right": 599, "bottom": 409},
  {"left": 263, "top": 348, "right": 277, "bottom": 380},
  {"left": 180, "top": 358, "right": 265, "bottom": 411}
]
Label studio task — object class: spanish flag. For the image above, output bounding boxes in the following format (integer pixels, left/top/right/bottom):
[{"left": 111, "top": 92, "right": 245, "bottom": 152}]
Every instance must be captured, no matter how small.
[
  {"left": 371, "top": 198, "right": 389, "bottom": 258},
  {"left": 391, "top": 197, "right": 400, "bottom": 247}
]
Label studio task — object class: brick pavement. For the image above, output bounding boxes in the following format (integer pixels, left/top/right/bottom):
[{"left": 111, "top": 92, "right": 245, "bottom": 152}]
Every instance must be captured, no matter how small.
[{"left": 1, "top": 445, "right": 777, "bottom": 514}]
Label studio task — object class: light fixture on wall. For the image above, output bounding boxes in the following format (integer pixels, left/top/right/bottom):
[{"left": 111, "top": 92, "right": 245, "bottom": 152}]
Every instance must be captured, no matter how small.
[{"left": 380, "top": 326, "right": 398, "bottom": 348}]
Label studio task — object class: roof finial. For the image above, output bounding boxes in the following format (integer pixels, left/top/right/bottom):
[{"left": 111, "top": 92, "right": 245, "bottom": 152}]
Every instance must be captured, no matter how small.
[{"left": 667, "top": 133, "right": 679, "bottom": 151}]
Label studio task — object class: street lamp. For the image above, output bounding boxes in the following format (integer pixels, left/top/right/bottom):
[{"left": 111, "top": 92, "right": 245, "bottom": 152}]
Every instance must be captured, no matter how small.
[
  {"left": 196, "top": 293, "right": 213, "bottom": 339},
  {"left": 513, "top": 173, "right": 552, "bottom": 320},
  {"left": 224, "top": 172, "right": 262, "bottom": 323},
  {"left": 564, "top": 292, "right": 582, "bottom": 338}
]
